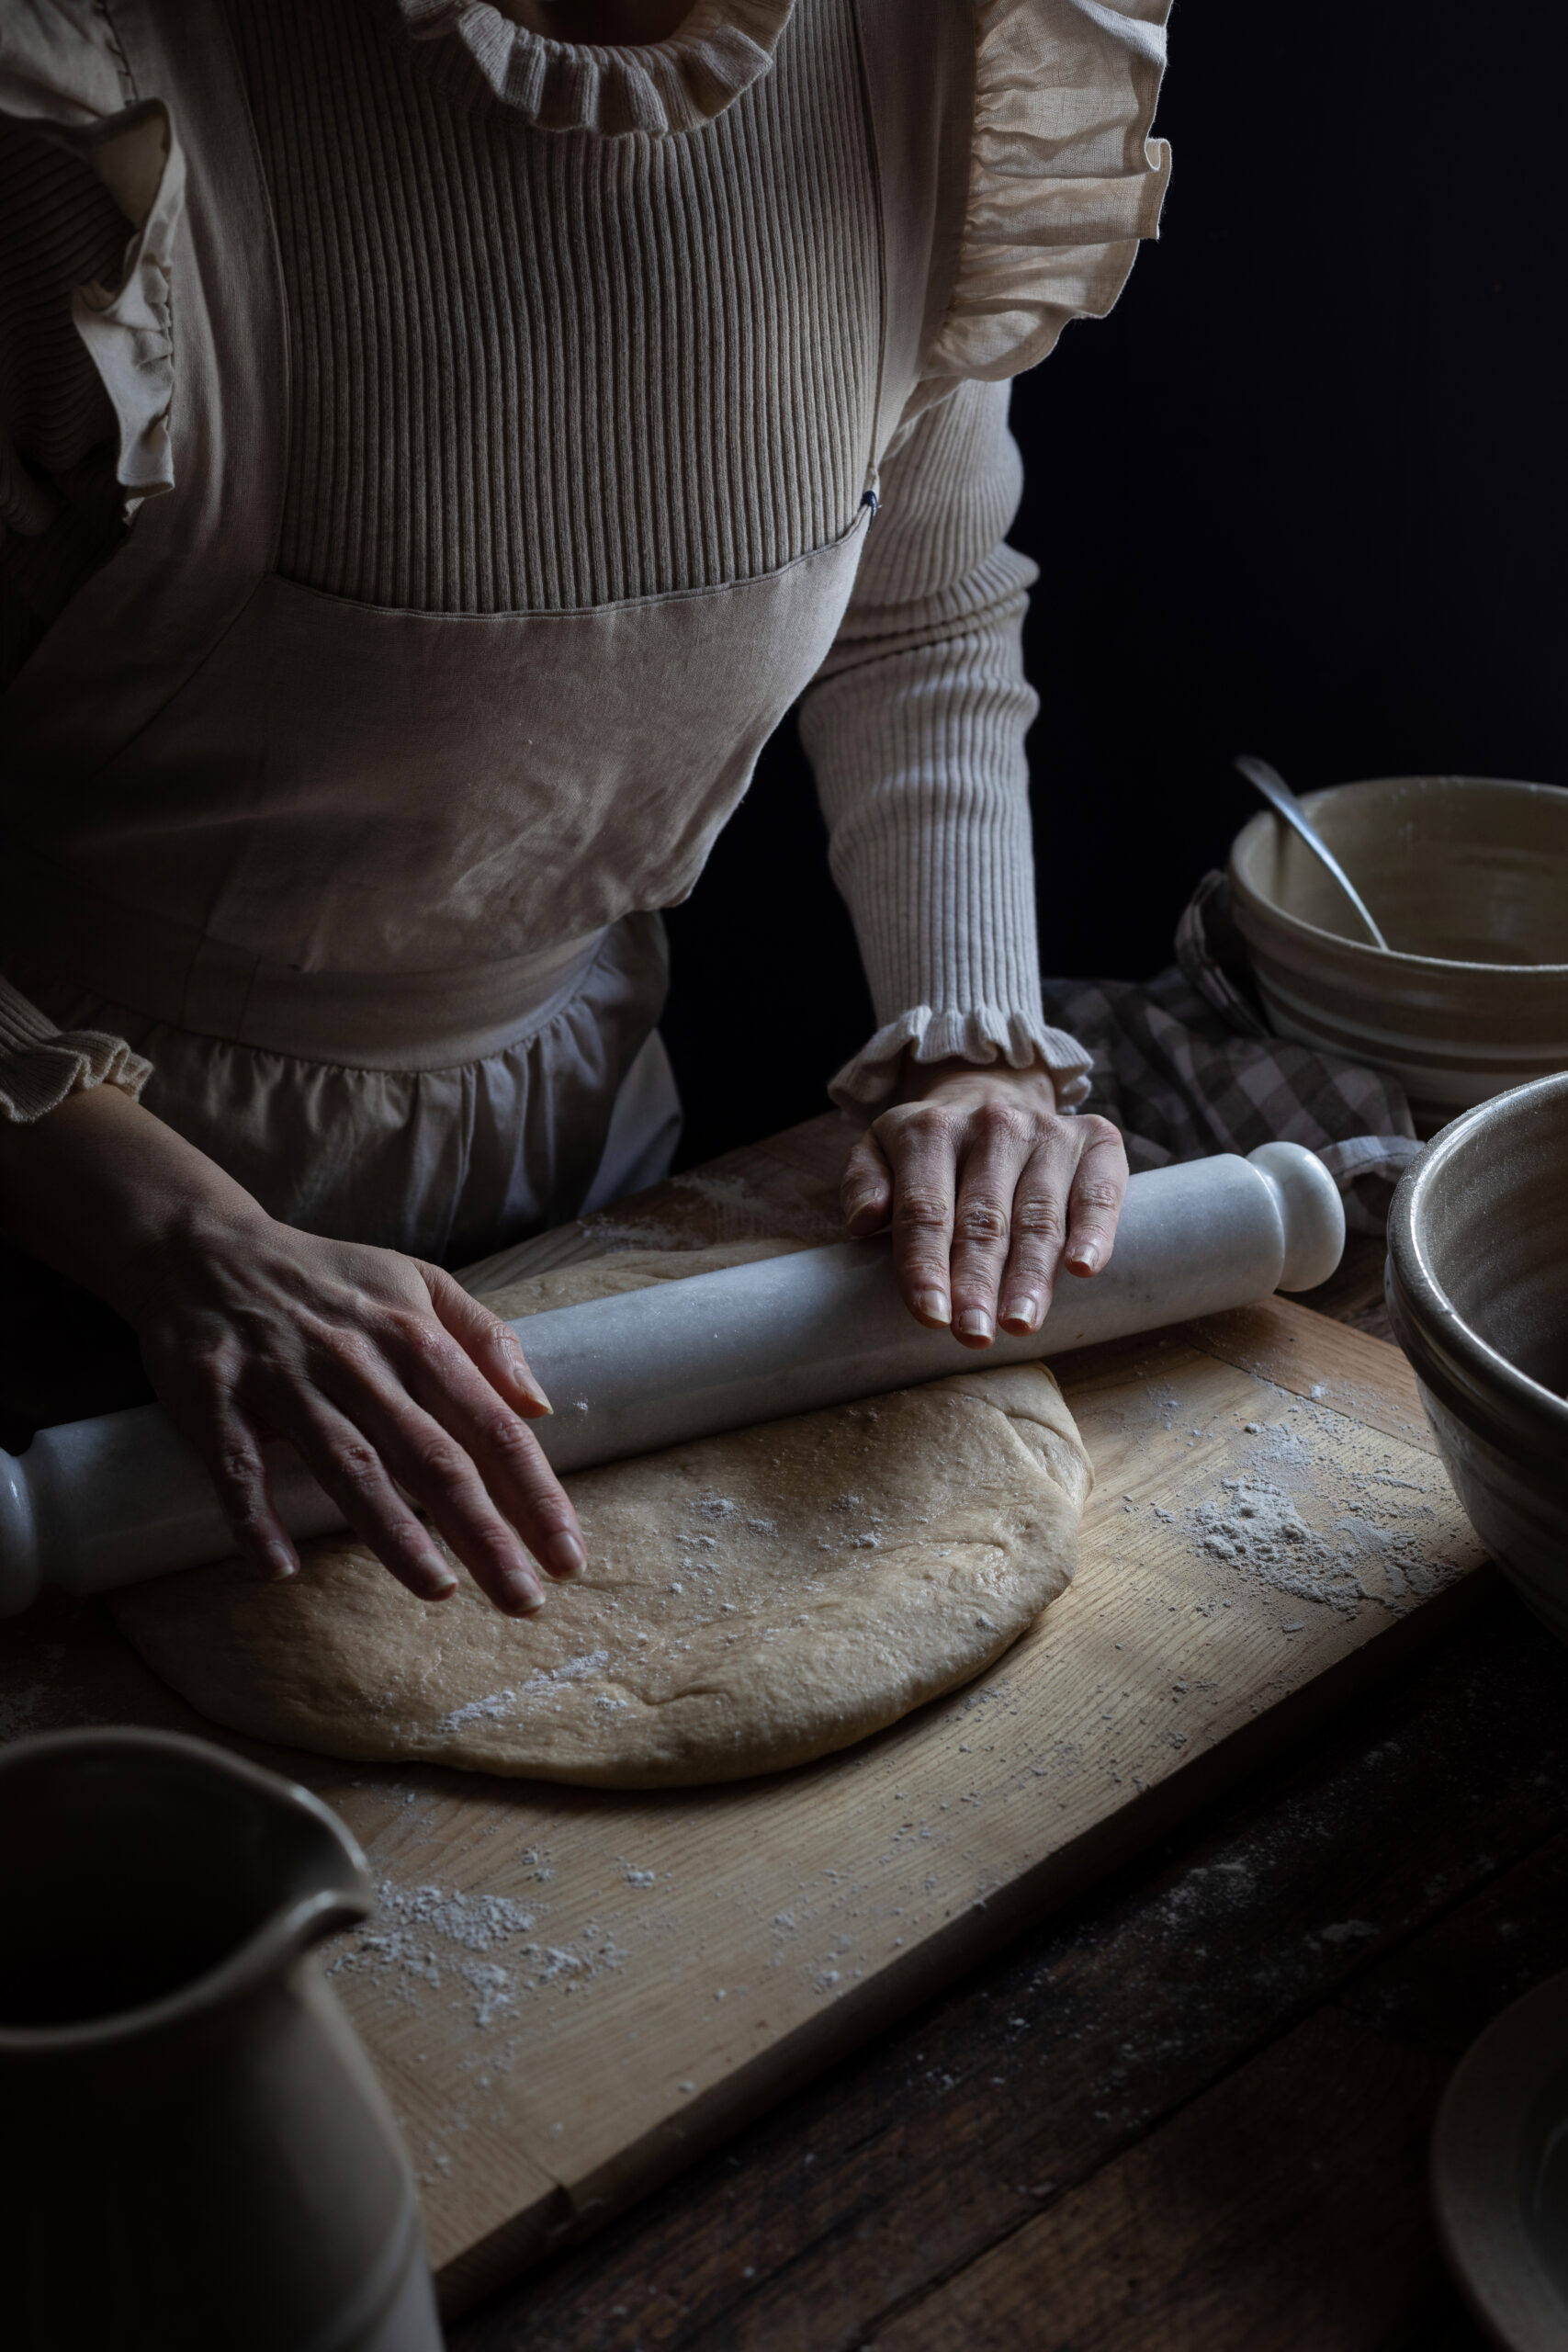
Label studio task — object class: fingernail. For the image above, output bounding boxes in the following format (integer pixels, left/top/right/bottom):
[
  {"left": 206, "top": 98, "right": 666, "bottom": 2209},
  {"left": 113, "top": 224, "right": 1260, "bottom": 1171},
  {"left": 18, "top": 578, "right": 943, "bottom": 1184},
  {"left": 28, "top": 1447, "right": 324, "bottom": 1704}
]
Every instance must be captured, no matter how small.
[
  {"left": 498, "top": 1571, "right": 545, "bottom": 1617},
  {"left": 1067, "top": 1242, "right": 1101, "bottom": 1275},
  {"left": 508, "top": 1343, "right": 553, "bottom": 1415},
  {"left": 544, "top": 1531, "right": 586, "bottom": 1581},
  {"left": 1000, "top": 1295, "right": 1041, "bottom": 1335},
  {"left": 418, "top": 1551, "right": 459, "bottom": 1600},
  {"left": 914, "top": 1288, "right": 952, "bottom": 1326},
  {"left": 955, "top": 1307, "right": 995, "bottom": 1344},
  {"left": 260, "top": 1543, "right": 298, "bottom": 1584}
]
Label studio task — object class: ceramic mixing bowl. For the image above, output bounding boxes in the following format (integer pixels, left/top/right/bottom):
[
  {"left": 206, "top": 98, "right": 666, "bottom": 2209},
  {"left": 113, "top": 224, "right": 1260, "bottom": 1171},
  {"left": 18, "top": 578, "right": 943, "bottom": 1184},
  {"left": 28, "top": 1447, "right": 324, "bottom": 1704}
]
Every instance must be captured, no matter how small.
[
  {"left": 1229, "top": 775, "right": 1568, "bottom": 1135},
  {"left": 1385, "top": 1071, "right": 1568, "bottom": 1643}
]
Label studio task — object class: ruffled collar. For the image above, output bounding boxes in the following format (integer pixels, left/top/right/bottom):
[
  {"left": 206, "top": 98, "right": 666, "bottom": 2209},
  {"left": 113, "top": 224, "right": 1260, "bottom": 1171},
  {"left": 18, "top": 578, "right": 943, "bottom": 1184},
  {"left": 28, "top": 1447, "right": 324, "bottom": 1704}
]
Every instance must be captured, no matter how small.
[{"left": 398, "top": 0, "right": 796, "bottom": 136}]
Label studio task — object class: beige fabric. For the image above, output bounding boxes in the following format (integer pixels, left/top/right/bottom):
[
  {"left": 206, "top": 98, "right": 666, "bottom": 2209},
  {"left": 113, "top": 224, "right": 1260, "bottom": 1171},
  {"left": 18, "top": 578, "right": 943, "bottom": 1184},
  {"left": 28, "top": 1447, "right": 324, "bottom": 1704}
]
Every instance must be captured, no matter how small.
[
  {"left": 806, "top": 379, "right": 1094, "bottom": 1111},
  {"left": 3, "top": 523, "right": 868, "bottom": 985},
  {"left": 400, "top": 0, "right": 796, "bottom": 137},
  {"left": 0, "top": 0, "right": 1171, "bottom": 1187},
  {"left": 0, "top": 66, "right": 180, "bottom": 521},
  {"left": 924, "top": 0, "right": 1173, "bottom": 390},
  {"left": 111, "top": 1242, "right": 1094, "bottom": 1786},
  {"left": 227, "top": 0, "right": 882, "bottom": 616},
  {"left": 17, "top": 923, "right": 681, "bottom": 1261},
  {"left": 0, "top": 971, "right": 150, "bottom": 1121}
]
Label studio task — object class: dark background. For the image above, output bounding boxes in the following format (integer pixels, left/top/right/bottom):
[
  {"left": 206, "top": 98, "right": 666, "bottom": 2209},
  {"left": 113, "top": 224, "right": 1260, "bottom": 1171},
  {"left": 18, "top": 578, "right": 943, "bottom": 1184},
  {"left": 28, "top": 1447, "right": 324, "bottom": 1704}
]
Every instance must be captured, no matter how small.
[{"left": 662, "top": 0, "right": 1568, "bottom": 1170}]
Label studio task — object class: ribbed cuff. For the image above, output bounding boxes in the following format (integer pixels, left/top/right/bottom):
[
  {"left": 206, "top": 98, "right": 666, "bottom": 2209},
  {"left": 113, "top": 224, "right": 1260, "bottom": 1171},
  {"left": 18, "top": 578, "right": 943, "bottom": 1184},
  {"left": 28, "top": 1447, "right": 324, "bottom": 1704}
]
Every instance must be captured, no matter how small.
[
  {"left": 0, "top": 974, "right": 152, "bottom": 1123},
  {"left": 829, "top": 1004, "right": 1094, "bottom": 1118}
]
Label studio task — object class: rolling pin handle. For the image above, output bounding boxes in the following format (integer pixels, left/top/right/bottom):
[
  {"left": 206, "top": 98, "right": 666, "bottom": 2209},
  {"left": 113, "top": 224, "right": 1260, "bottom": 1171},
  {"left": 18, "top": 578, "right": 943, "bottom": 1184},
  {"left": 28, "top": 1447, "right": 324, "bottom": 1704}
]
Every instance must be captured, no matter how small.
[
  {"left": 0, "top": 1447, "right": 42, "bottom": 1619},
  {"left": 1245, "top": 1142, "right": 1346, "bottom": 1292}
]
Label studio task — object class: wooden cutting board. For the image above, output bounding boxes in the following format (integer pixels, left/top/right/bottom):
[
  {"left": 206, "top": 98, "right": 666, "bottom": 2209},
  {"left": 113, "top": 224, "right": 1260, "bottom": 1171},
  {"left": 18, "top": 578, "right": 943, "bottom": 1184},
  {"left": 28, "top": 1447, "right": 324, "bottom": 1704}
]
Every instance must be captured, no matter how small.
[{"left": 0, "top": 1116, "right": 1486, "bottom": 2317}]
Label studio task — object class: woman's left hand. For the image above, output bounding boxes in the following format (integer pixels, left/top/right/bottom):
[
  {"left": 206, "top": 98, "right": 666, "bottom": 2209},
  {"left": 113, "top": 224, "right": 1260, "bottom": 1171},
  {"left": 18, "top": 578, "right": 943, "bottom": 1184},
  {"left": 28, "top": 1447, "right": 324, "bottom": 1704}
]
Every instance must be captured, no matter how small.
[{"left": 840, "top": 1058, "right": 1129, "bottom": 1346}]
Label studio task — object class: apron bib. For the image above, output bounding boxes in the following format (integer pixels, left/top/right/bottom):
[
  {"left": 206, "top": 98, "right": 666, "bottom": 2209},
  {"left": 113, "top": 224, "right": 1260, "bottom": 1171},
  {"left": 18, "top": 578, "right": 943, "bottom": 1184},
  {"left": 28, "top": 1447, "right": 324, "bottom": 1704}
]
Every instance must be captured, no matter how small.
[{"left": 0, "top": 0, "right": 971, "bottom": 1257}]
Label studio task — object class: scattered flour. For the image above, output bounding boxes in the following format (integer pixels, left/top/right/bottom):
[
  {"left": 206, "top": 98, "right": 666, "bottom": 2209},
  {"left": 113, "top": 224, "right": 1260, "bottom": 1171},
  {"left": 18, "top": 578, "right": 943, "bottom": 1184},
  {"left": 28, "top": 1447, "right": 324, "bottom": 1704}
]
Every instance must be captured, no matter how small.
[
  {"left": 438, "top": 1690, "right": 521, "bottom": 1733},
  {"left": 364, "top": 1882, "right": 538, "bottom": 1952},
  {"left": 1187, "top": 1396, "right": 1460, "bottom": 1614},
  {"left": 536, "top": 1649, "right": 610, "bottom": 1685},
  {"left": 435, "top": 1650, "right": 612, "bottom": 1734},
  {"left": 461, "top": 1962, "right": 514, "bottom": 2029},
  {"left": 1315, "top": 1919, "right": 1379, "bottom": 1945},
  {"left": 1190, "top": 1480, "right": 1367, "bottom": 1611},
  {"left": 329, "top": 1878, "right": 626, "bottom": 2024}
]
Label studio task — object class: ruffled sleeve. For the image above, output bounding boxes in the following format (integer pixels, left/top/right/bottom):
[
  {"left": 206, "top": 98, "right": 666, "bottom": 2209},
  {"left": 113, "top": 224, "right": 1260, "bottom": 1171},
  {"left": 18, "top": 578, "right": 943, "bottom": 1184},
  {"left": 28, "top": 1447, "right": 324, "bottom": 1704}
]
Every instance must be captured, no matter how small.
[
  {"left": 1, "top": 7, "right": 179, "bottom": 1111},
  {"left": 0, "top": 11, "right": 184, "bottom": 523},
  {"left": 64, "top": 104, "right": 183, "bottom": 516},
  {"left": 923, "top": 0, "right": 1172, "bottom": 390}
]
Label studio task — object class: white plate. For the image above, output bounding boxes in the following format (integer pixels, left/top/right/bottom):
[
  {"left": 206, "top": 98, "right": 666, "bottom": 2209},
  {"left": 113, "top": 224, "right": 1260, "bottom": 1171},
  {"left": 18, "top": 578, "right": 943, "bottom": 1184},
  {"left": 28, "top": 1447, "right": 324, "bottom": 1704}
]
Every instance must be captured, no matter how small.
[{"left": 1432, "top": 1969, "right": 1568, "bottom": 2349}]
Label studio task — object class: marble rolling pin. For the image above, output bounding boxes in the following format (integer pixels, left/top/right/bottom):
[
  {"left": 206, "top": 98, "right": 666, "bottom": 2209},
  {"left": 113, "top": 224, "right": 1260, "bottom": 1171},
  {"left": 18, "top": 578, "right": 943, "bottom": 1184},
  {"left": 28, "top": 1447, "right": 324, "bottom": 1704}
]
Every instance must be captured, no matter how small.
[{"left": 0, "top": 1143, "right": 1343, "bottom": 1615}]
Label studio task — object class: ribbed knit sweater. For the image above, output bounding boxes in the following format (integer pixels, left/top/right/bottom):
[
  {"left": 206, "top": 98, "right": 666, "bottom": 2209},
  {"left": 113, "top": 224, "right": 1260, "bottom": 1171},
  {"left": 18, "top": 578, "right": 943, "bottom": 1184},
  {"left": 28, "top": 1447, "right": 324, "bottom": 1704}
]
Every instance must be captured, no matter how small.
[
  {"left": 0, "top": 0, "right": 1174, "bottom": 1126},
  {"left": 231, "top": 0, "right": 882, "bottom": 614}
]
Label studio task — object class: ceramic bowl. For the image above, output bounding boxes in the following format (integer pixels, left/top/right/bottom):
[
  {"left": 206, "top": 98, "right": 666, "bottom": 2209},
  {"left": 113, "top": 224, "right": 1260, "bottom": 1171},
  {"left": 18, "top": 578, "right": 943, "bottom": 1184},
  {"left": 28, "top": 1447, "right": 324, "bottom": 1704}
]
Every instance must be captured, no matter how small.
[
  {"left": 1384, "top": 1071, "right": 1568, "bottom": 1643},
  {"left": 1229, "top": 775, "right": 1568, "bottom": 1136},
  {"left": 1432, "top": 1970, "right": 1568, "bottom": 2351}
]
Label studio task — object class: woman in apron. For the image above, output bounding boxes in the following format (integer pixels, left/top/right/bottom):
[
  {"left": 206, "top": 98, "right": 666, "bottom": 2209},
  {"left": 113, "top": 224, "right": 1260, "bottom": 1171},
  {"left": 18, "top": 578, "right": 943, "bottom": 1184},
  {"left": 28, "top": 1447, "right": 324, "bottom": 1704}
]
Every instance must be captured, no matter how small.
[{"left": 0, "top": 0, "right": 1169, "bottom": 1612}]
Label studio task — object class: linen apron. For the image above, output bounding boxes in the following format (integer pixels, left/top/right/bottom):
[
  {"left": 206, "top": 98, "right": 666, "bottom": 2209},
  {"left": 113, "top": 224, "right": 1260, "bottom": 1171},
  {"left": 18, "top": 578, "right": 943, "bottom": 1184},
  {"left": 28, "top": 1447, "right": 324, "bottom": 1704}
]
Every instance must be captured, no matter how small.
[{"left": 0, "top": 0, "right": 972, "bottom": 1268}]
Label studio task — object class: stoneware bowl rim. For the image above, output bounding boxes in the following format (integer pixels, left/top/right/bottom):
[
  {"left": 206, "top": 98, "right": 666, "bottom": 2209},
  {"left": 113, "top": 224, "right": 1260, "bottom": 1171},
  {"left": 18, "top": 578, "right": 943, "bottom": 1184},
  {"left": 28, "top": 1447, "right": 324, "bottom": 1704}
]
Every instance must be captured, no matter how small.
[
  {"left": 1229, "top": 774, "right": 1568, "bottom": 976},
  {"left": 1430, "top": 1967, "right": 1568, "bottom": 2352},
  {"left": 1386, "top": 1073, "right": 1568, "bottom": 1464}
]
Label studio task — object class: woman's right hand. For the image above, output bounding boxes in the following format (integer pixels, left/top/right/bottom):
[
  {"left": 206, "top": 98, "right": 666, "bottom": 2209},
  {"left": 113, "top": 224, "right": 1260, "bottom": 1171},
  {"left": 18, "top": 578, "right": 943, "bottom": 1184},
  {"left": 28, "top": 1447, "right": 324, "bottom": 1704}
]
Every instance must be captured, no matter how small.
[{"left": 0, "top": 1085, "right": 584, "bottom": 1614}]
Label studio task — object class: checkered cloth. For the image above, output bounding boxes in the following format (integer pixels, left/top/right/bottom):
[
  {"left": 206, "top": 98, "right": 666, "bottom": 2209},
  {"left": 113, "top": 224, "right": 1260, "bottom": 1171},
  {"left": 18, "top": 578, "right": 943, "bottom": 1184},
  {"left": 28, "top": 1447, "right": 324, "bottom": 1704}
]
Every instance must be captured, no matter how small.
[{"left": 1042, "top": 872, "right": 1420, "bottom": 1237}]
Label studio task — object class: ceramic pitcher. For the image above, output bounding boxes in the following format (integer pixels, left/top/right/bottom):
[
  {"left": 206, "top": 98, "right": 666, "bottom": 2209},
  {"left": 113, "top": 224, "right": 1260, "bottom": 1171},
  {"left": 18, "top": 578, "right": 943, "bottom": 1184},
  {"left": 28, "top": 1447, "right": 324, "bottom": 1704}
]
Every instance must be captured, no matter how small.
[{"left": 0, "top": 1725, "right": 442, "bottom": 2351}]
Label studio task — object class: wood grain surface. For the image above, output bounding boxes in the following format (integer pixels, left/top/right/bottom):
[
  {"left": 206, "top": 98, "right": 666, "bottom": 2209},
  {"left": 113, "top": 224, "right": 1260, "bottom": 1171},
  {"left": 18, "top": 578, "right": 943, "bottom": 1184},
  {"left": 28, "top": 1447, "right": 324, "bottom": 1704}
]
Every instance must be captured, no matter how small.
[
  {"left": 0, "top": 1116, "right": 1492, "bottom": 2323},
  {"left": 449, "top": 1584, "right": 1568, "bottom": 2352}
]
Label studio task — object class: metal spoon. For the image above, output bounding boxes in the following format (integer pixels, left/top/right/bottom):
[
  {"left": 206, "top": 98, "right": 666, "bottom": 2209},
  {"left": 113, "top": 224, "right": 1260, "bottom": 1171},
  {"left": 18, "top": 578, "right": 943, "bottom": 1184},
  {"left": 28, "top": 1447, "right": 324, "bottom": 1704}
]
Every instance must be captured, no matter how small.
[{"left": 1234, "top": 754, "right": 1392, "bottom": 952}]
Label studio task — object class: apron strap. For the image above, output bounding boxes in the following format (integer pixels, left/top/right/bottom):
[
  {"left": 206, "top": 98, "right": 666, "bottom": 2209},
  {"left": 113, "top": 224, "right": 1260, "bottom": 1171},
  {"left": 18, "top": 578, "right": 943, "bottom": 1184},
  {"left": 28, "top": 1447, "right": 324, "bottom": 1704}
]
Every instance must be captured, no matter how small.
[{"left": 852, "top": 0, "right": 976, "bottom": 472}]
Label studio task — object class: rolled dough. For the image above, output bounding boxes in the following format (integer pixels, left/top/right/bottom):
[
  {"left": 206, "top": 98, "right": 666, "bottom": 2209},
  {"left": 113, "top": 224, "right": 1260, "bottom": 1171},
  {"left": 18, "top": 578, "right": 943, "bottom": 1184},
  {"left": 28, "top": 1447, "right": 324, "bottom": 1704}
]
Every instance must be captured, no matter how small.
[{"left": 110, "top": 1242, "right": 1093, "bottom": 1787}]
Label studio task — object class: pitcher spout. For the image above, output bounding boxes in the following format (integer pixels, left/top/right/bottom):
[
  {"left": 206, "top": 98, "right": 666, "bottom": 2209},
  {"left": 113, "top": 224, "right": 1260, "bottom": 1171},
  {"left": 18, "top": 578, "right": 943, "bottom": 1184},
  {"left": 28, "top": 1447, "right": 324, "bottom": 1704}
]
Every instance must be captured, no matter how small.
[
  {"left": 0, "top": 1727, "right": 373, "bottom": 2058},
  {"left": 0, "top": 1727, "right": 440, "bottom": 2352}
]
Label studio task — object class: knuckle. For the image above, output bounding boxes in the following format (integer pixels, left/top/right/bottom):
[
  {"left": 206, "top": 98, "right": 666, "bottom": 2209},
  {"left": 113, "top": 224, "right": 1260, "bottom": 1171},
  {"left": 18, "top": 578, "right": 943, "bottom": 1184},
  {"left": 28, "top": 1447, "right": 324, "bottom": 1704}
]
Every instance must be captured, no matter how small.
[
  {"left": 416, "top": 1440, "right": 472, "bottom": 1494},
  {"left": 1015, "top": 1197, "right": 1067, "bottom": 1240},
  {"left": 480, "top": 1414, "right": 537, "bottom": 1467},
  {"left": 916, "top": 1101, "right": 962, "bottom": 1140},
  {"left": 886, "top": 1102, "right": 949, "bottom": 1148},
  {"left": 1080, "top": 1114, "right": 1123, "bottom": 1148},
  {"left": 186, "top": 1338, "right": 239, "bottom": 1385},
  {"left": 325, "top": 1439, "right": 382, "bottom": 1489},
  {"left": 315, "top": 1324, "right": 377, "bottom": 1377},
  {"left": 894, "top": 1189, "right": 951, "bottom": 1233},
  {"left": 516, "top": 1465, "right": 570, "bottom": 1513},
  {"left": 1072, "top": 1179, "right": 1126, "bottom": 1215},
  {"left": 396, "top": 1315, "right": 453, "bottom": 1368},
  {"left": 383, "top": 1517, "right": 429, "bottom": 1559},
  {"left": 973, "top": 1101, "right": 1026, "bottom": 1148},
  {"left": 954, "top": 1199, "right": 1010, "bottom": 1245}
]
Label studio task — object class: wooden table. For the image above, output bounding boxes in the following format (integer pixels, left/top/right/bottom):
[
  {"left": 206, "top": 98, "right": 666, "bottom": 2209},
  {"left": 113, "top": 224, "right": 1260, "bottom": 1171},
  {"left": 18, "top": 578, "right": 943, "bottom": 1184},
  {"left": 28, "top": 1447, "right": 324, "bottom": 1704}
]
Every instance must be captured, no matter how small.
[
  {"left": 10, "top": 1112, "right": 1562, "bottom": 2346},
  {"left": 439, "top": 1117, "right": 1568, "bottom": 2352}
]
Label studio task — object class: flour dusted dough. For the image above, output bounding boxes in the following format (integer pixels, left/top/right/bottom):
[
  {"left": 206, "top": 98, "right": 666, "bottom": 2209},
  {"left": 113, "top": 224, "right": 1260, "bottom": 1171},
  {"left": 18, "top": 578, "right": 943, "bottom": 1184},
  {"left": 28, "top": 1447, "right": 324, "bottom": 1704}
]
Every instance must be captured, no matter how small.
[{"left": 110, "top": 1243, "right": 1093, "bottom": 1787}]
